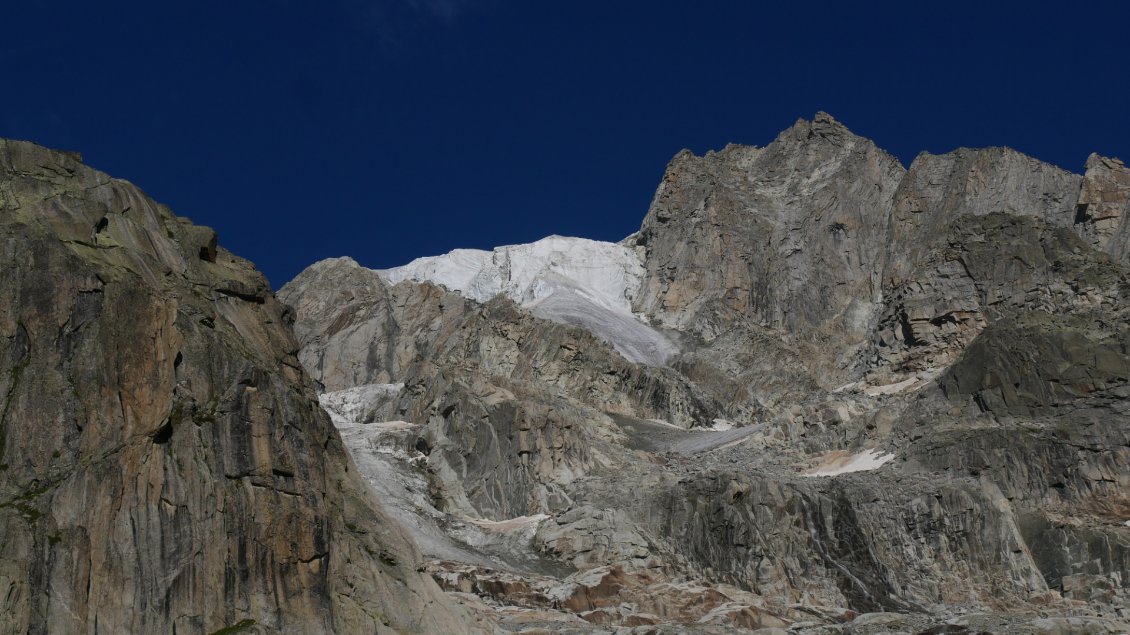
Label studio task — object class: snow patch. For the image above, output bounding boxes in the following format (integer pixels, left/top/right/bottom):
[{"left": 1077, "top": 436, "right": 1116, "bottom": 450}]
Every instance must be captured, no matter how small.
[
  {"left": 863, "top": 377, "right": 918, "bottom": 397},
  {"left": 380, "top": 235, "right": 639, "bottom": 311},
  {"left": 525, "top": 287, "right": 677, "bottom": 367},
  {"left": 1124, "top": 520, "right": 1130, "bottom": 528},
  {"left": 378, "top": 235, "right": 677, "bottom": 366},
  {"left": 858, "top": 368, "right": 944, "bottom": 397},
  {"left": 804, "top": 449, "right": 896, "bottom": 477}
]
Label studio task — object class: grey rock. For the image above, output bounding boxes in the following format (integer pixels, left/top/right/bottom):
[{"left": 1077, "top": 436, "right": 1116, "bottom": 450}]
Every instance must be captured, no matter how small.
[
  {"left": 1075, "top": 153, "right": 1130, "bottom": 264},
  {"left": 865, "top": 212, "right": 1128, "bottom": 384},
  {"left": 280, "top": 257, "right": 714, "bottom": 428},
  {"left": 632, "top": 113, "right": 905, "bottom": 343},
  {"left": 1025, "top": 616, "right": 1124, "bottom": 634},
  {"left": 0, "top": 140, "right": 473, "bottom": 634},
  {"left": 281, "top": 114, "right": 1130, "bottom": 633},
  {"left": 885, "top": 147, "right": 1082, "bottom": 287}
]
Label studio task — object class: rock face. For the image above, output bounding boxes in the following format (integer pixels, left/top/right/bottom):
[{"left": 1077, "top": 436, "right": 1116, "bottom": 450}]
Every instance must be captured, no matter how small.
[
  {"left": 0, "top": 141, "right": 474, "bottom": 634},
  {"left": 281, "top": 256, "right": 716, "bottom": 527},
  {"left": 1075, "top": 153, "right": 1130, "bottom": 264},
  {"left": 281, "top": 114, "right": 1130, "bottom": 633},
  {"left": 884, "top": 147, "right": 1082, "bottom": 287},
  {"left": 631, "top": 113, "right": 906, "bottom": 341}
]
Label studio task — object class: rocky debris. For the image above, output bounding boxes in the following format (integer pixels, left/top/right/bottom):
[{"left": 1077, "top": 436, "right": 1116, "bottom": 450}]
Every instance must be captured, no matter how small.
[
  {"left": 426, "top": 561, "right": 794, "bottom": 632},
  {"left": 282, "top": 114, "right": 1130, "bottom": 633},
  {"left": 0, "top": 140, "right": 474, "bottom": 634}
]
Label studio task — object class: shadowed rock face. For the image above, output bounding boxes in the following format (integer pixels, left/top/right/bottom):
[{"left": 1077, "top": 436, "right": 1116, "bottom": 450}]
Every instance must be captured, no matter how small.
[
  {"left": 864, "top": 212, "right": 1129, "bottom": 383},
  {"left": 280, "top": 114, "right": 1130, "bottom": 633},
  {"left": 884, "top": 147, "right": 1083, "bottom": 287},
  {"left": 0, "top": 140, "right": 473, "bottom": 634}
]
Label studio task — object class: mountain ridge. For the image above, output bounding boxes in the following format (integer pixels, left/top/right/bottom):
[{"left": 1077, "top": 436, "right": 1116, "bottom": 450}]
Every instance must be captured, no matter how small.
[
  {"left": 281, "top": 112, "right": 1130, "bottom": 633},
  {"left": 1, "top": 109, "right": 1127, "bottom": 633}
]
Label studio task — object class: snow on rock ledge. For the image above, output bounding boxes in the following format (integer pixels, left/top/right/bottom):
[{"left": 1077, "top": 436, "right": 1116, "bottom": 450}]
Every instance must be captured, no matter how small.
[{"left": 378, "top": 235, "right": 678, "bottom": 366}]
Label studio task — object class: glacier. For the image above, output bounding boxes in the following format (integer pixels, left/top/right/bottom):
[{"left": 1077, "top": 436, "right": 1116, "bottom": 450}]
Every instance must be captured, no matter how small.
[{"left": 378, "top": 235, "right": 678, "bottom": 366}]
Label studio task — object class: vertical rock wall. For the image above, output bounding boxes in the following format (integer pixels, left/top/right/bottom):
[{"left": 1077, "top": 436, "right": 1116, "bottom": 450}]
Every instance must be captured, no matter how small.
[{"left": 0, "top": 140, "right": 473, "bottom": 634}]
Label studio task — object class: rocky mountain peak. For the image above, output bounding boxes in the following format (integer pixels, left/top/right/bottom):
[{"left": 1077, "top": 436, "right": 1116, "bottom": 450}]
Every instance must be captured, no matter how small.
[
  {"left": 633, "top": 113, "right": 905, "bottom": 351},
  {"left": 782, "top": 110, "right": 858, "bottom": 146},
  {"left": 883, "top": 144, "right": 1084, "bottom": 287}
]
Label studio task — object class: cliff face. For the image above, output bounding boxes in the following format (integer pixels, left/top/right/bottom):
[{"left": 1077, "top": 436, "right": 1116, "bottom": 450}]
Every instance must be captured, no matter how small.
[
  {"left": 632, "top": 112, "right": 906, "bottom": 342},
  {"left": 1075, "top": 153, "right": 1130, "bottom": 264},
  {"left": 0, "top": 141, "right": 474, "bottom": 634}
]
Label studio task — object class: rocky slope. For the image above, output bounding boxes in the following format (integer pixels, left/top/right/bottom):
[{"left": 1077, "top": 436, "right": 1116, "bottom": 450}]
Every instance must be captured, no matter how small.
[
  {"left": 283, "top": 113, "right": 1130, "bottom": 633},
  {"left": 0, "top": 140, "right": 478, "bottom": 634}
]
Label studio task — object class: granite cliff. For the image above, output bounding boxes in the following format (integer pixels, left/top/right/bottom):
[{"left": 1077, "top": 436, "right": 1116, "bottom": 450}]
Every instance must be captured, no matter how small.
[{"left": 0, "top": 140, "right": 480, "bottom": 634}]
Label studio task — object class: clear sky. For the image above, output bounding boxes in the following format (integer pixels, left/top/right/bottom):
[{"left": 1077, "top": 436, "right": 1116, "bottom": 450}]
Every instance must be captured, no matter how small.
[{"left": 4, "top": 1, "right": 1128, "bottom": 287}]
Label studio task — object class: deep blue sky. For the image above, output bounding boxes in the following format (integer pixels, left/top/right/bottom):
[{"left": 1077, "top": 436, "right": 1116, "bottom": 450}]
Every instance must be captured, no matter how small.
[{"left": 4, "top": 2, "right": 1128, "bottom": 287}]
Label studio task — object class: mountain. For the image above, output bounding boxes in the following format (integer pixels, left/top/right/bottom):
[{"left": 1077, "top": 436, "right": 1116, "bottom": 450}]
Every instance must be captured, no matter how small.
[
  {"left": 282, "top": 114, "right": 1130, "bottom": 633},
  {"left": 0, "top": 140, "right": 480, "bottom": 634},
  {"left": 1, "top": 113, "right": 1126, "bottom": 634}
]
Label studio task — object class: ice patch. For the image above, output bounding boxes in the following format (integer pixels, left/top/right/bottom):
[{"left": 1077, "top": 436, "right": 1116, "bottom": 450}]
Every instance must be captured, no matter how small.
[
  {"left": 525, "top": 287, "right": 677, "bottom": 366},
  {"left": 378, "top": 235, "right": 677, "bottom": 366},
  {"left": 336, "top": 420, "right": 559, "bottom": 571},
  {"left": 319, "top": 383, "right": 404, "bottom": 424},
  {"left": 804, "top": 449, "right": 896, "bottom": 477}
]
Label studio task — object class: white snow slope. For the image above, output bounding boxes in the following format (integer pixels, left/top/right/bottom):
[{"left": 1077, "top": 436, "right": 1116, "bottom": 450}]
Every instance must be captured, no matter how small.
[{"left": 378, "top": 235, "right": 677, "bottom": 366}]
